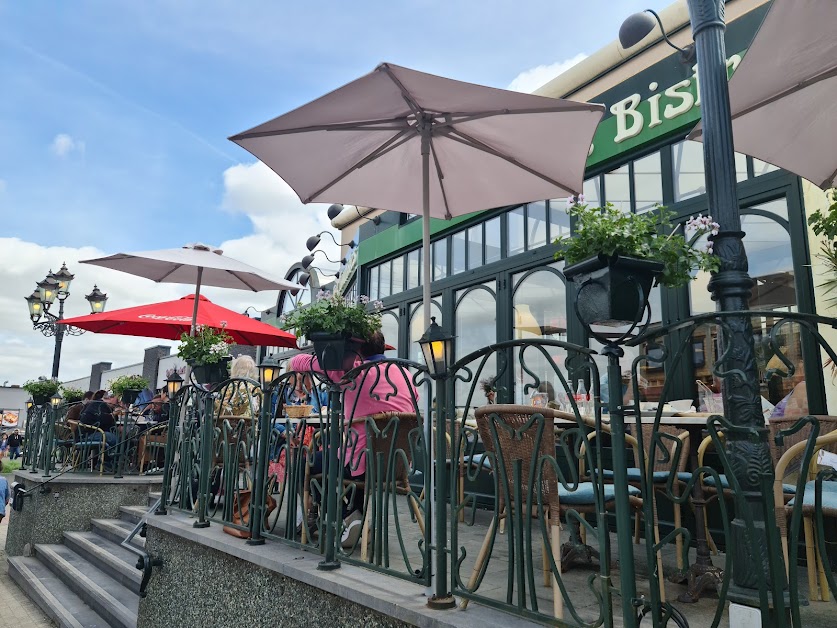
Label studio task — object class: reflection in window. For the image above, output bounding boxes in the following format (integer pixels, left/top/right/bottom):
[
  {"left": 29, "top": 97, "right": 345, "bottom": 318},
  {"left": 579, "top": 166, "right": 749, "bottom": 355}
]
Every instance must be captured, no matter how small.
[
  {"left": 452, "top": 230, "right": 466, "bottom": 275},
  {"left": 735, "top": 152, "right": 748, "bottom": 182},
  {"left": 582, "top": 177, "right": 601, "bottom": 207},
  {"left": 378, "top": 260, "right": 391, "bottom": 299},
  {"left": 380, "top": 310, "right": 399, "bottom": 357},
  {"left": 391, "top": 255, "right": 404, "bottom": 295},
  {"left": 467, "top": 225, "right": 483, "bottom": 269},
  {"left": 605, "top": 164, "right": 631, "bottom": 211},
  {"left": 527, "top": 202, "right": 548, "bottom": 249},
  {"left": 753, "top": 158, "right": 780, "bottom": 176},
  {"left": 550, "top": 200, "right": 570, "bottom": 241},
  {"left": 485, "top": 217, "right": 501, "bottom": 264},
  {"left": 409, "top": 301, "right": 443, "bottom": 363},
  {"left": 673, "top": 140, "right": 706, "bottom": 201},
  {"left": 369, "top": 265, "right": 379, "bottom": 301},
  {"left": 455, "top": 282, "right": 497, "bottom": 408},
  {"left": 507, "top": 207, "right": 525, "bottom": 257},
  {"left": 406, "top": 249, "right": 420, "bottom": 291},
  {"left": 433, "top": 238, "right": 448, "bottom": 281},
  {"left": 634, "top": 152, "right": 663, "bottom": 213},
  {"left": 513, "top": 266, "right": 567, "bottom": 405}
]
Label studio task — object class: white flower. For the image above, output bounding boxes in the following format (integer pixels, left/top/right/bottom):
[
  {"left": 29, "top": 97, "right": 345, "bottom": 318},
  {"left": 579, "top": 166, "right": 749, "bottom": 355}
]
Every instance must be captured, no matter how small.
[
  {"left": 373, "top": 300, "right": 384, "bottom": 310},
  {"left": 577, "top": 193, "right": 586, "bottom": 203},
  {"left": 359, "top": 295, "right": 370, "bottom": 304},
  {"left": 565, "top": 196, "right": 575, "bottom": 208}
]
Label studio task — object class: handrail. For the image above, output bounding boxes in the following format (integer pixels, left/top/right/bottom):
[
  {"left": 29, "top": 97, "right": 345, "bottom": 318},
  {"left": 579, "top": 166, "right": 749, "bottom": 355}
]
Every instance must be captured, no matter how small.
[{"left": 120, "top": 497, "right": 163, "bottom": 598}]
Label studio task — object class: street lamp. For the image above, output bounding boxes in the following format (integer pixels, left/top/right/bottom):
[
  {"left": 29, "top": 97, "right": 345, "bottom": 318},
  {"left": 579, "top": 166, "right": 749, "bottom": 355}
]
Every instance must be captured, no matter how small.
[
  {"left": 301, "top": 250, "right": 346, "bottom": 269},
  {"left": 259, "top": 354, "right": 280, "bottom": 389},
  {"left": 418, "top": 317, "right": 453, "bottom": 378},
  {"left": 165, "top": 371, "right": 184, "bottom": 399},
  {"left": 50, "top": 392, "right": 63, "bottom": 408},
  {"left": 24, "top": 263, "right": 108, "bottom": 378},
  {"left": 621, "top": 0, "right": 768, "bottom": 615},
  {"left": 25, "top": 399, "right": 34, "bottom": 411},
  {"left": 306, "top": 231, "right": 356, "bottom": 251},
  {"left": 326, "top": 203, "right": 381, "bottom": 225}
]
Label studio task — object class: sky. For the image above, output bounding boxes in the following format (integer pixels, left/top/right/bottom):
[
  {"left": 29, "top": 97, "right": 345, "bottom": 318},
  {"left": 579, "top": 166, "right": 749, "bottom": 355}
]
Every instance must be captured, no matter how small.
[{"left": 0, "top": 0, "right": 671, "bottom": 386}]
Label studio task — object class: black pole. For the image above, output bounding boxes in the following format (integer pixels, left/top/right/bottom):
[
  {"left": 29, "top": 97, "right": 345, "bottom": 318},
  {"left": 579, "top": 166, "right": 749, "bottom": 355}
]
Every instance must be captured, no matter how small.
[
  {"left": 687, "top": 0, "right": 781, "bottom": 610},
  {"left": 51, "top": 298, "right": 65, "bottom": 379}
]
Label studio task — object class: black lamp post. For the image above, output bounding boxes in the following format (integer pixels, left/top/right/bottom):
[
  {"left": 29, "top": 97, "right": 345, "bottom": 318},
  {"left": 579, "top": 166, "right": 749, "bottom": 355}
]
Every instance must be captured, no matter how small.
[
  {"left": 25, "top": 263, "right": 108, "bottom": 378},
  {"left": 417, "top": 317, "right": 456, "bottom": 609},
  {"left": 621, "top": 0, "right": 770, "bottom": 611}
]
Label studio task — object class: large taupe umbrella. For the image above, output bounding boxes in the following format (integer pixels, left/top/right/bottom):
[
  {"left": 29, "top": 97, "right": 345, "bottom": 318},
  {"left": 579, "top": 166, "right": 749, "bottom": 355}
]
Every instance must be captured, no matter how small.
[
  {"left": 229, "top": 62, "right": 604, "bottom": 328},
  {"left": 81, "top": 243, "right": 300, "bottom": 334},
  {"left": 690, "top": 0, "right": 837, "bottom": 188}
]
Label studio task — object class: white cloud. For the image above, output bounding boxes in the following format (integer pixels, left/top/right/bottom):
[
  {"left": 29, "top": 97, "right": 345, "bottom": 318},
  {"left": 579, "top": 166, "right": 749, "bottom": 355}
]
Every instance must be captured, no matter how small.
[
  {"left": 507, "top": 53, "right": 588, "bottom": 93},
  {"left": 50, "top": 133, "right": 86, "bottom": 157},
  {"left": 0, "top": 161, "right": 343, "bottom": 386}
]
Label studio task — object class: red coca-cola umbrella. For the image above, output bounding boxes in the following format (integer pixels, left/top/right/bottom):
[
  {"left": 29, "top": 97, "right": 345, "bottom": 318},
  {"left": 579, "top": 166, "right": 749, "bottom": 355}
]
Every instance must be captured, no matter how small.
[{"left": 62, "top": 294, "right": 296, "bottom": 347}]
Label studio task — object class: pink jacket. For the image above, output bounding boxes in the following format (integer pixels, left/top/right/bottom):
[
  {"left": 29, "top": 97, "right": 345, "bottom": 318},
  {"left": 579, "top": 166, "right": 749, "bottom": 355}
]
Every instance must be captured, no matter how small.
[{"left": 288, "top": 354, "right": 419, "bottom": 476}]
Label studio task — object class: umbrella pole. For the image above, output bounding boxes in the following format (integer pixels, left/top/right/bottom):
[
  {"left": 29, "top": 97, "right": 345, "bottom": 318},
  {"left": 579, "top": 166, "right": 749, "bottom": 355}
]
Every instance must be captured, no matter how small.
[{"left": 190, "top": 267, "right": 204, "bottom": 337}]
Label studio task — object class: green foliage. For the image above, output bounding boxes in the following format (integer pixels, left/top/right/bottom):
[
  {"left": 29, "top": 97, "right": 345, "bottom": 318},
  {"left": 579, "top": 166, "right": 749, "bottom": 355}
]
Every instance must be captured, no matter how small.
[
  {"left": 108, "top": 374, "right": 150, "bottom": 396},
  {"left": 809, "top": 190, "right": 837, "bottom": 308},
  {"left": 554, "top": 202, "right": 721, "bottom": 288},
  {"left": 177, "top": 326, "right": 232, "bottom": 364},
  {"left": 1, "top": 459, "right": 21, "bottom": 474},
  {"left": 22, "top": 378, "right": 60, "bottom": 399},
  {"left": 281, "top": 291, "right": 383, "bottom": 340},
  {"left": 60, "top": 386, "right": 86, "bottom": 403}
]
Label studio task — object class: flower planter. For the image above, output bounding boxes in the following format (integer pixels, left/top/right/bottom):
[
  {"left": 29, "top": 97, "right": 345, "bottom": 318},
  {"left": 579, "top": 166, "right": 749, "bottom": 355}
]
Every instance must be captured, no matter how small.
[
  {"left": 31, "top": 393, "right": 52, "bottom": 407},
  {"left": 120, "top": 389, "right": 142, "bottom": 406},
  {"left": 309, "top": 332, "right": 363, "bottom": 371},
  {"left": 563, "top": 254, "right": 663, "bottom": 327},
  {"left": 190, "top": 357, "right": 232, "bottom": 386}
]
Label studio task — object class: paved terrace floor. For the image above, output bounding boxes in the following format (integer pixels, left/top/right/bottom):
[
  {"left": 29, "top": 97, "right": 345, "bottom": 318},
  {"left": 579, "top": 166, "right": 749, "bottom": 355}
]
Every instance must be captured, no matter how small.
[{"left": 0, "top": 514, "right": 54, "bottom": 628}]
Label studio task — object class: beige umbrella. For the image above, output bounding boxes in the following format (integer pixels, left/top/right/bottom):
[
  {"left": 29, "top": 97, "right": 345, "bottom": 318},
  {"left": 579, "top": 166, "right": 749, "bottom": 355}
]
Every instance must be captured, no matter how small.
[{"left": 690, "top": 0, "right": 837, "bottom": 188}]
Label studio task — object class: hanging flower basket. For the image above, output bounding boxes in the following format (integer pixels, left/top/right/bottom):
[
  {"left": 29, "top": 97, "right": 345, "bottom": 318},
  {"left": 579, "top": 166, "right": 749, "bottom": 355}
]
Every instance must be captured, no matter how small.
[
  {"left": 563, "top": 254, "right": 663, "bottom": 327},
  {"left": 32, "top": 393, "right": 51, "bottom": 407},
  {"left": 309, "top": 331, "right": 363, "bottom": 371},
  {"left": 190, "top": 356, "right": 232, "bottom": 386}
]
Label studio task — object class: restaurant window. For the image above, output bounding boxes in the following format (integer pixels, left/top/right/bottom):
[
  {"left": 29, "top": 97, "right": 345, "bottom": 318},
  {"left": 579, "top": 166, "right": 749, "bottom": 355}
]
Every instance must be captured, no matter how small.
[
  {"left": 467, "top": 225, "right": 483, "bottom": 270},
  {"left": 582, "top": 177, "right": 601, "bottom": 207},
  {"left": 605, "top": 164, "right": 631, "bottom": 212},
  {"left": 455, "top": 282, "right": 497, "bottom": 408},
  {"left": 485, "top": 216, "right": 502, "bottom": 264},
  {"left": 406, "top": 249, "right": 421, "bottom": 291},
  {"left": 369, "top": 265, "right": 379, "bottom": 301},
  {"left": 391, "top": 255, "right": 405, "bottom": 295},
  {"left": 409, "top": 300, "right": 443, "bottom": 363},
  {"left": 689, "top": 199, "right": 802, "bottom": 411},
  {"left": 634, "top": 151, "right": 663, "bottom": 213},
  {"left": 527, "top": 201, "right": 548, "bottom": 249},
  {"left": 507, "top": 207, "right": 525, "bottom": 257},
  {"left": 433, "top": 238, "right": 448, "bottom": 281},
  {"left": 673, "top": 140, "right": 706, "bottom": 201},
  {"left": 735, "top": 152, "right": 749, "bottom": 182},
  {"left": 753, "top": 158, "right": 780, "bottom": 177},
  {"left": 378, "top": 260, "right": 391, "bottom": 299},
  {"left": 549, "top": 199, "right": 570, "bottom": 241},
  {"left": 380, "top": 310, "right": 399, "bottom": 358},
  {"left": 512, "top": 264, "right": 567, "bottom": 405},
  {"left": 452, "top": 230, "right": 466, "bottom": 275}
]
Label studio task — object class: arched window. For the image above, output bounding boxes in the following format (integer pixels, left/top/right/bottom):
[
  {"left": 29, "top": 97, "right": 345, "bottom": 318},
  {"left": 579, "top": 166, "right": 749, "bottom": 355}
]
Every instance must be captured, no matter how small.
[{"left": 455, "top": 282, "right": 497, "bottom": 408}]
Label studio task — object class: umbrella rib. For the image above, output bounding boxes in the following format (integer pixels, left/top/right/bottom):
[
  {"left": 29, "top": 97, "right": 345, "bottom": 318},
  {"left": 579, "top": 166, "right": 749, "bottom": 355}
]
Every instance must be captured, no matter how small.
[
  {"left": 302, "top": 128, "right": 417, "bottom": 203},
  {"left": 434, "top": 105, "right": 604, "bottom": 128},
  {"left": 428, "top": 137, "right": 453, "bottom": 220},
  {"left": 445, "top": 129, "right": 580, "bottom": 194},
  {"left": 230, "top": 118, "right": 412, "bottom": 140},
  {"left": 228, "top": 271, "right": 259, "bottom": 292},
  {"left": 378, "top": 64, "right": 424, "bottom": 118},
  {"left": 727, "top": 65, "right": 837, "bottom": 123},
  {"left": 154, "top": 266, "right": 184, "bottom": 283}
]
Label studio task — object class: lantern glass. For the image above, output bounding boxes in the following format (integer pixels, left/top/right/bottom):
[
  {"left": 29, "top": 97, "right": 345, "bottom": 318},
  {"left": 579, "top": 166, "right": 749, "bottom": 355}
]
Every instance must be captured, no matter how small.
[
  {"left": 166, "top": 372, "right": 184, "bottom": 398},
  {"left": 50, "top": 393, "right": 63, "bottom": 408},
  {"left": 51, "top": 264, "right": 75, "bottom": 296},
  {"left": 25, "top": 291, "right": 44, "bottom": 321},
  {"left": 418, "top": 317, "right": 453, "bottom": 378},
  {"left": 259, "top": 356, "right": 280, "bottom": 389},
  {"left": 26, "top": 399, "right": 34, "bottom": 410},
  {"left": 38, "top": 277, "right": 58, "bottom": 306},
  {"left": 86, "top": 285, "right": 108, "bottom": 314}
]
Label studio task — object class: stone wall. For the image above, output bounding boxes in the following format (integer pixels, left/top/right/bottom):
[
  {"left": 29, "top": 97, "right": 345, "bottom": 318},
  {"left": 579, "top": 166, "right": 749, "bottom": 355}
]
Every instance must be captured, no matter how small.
[{"left": 4, "top": 471, "right": 161, "bottom": 557}]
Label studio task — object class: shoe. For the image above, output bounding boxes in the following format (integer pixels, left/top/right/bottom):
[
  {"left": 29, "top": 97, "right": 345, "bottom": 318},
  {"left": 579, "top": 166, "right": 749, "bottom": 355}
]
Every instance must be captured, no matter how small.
[{"left": 341, "top": 510, "right": 362, "bottom": 550}]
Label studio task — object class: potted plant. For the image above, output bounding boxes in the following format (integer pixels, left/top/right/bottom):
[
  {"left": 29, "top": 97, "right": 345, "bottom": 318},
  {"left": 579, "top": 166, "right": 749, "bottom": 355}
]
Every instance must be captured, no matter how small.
[
  {"left": 60, "top": 386, "right": 86, "bottom": 404},
  {"left": 281, "top": 291, "right": 383, "bottom": 370},
  {"left": 23, "top": 378, "right": 61, "bottom": 406},
  {"left": 555, "top": 198, "right": 720, "bottom": 326},
  {"left": 109, "top": 374, "right": 150, "bottom": 405},
  {"left": 177, "top": 325, "right": 233, "bottom": 385},
  {"left": 807, "top": 188, "right": 837, "bottom": 307}
]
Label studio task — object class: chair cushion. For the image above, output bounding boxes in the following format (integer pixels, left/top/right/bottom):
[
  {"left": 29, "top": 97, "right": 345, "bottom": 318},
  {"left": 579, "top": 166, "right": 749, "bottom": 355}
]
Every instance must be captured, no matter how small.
[
  {"left": 463, "top": 453, "right": 493, "bottom": 471},
  {"left": 787, "top": 481, "right": 837, "bottom": 510},
  {"left": 74, "top": 441, "right": 104, "bottom": 447},
  {"left": 599, "top": 468, "right": 692, "bottom": 483},
  {"left": 559, "top": 482, "right": 640, "bottom": 505},
  {"left": 704, "top": 474, "right": 796, "bottom": 494}
]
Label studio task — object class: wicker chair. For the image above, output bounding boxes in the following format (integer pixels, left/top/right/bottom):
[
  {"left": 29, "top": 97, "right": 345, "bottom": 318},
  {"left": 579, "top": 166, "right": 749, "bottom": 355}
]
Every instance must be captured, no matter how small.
[
  {"left": 463, "top": 404, "right": 643, "bottom": 619},
  {"left": 138, "top": 422, "right": 168, "bottom": 473}
]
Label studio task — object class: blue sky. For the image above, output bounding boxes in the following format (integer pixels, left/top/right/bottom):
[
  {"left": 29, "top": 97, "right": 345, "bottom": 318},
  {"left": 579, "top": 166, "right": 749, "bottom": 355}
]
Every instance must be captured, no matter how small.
[{"left": 0, "top": 0, "right": 670, "bottom": 385}]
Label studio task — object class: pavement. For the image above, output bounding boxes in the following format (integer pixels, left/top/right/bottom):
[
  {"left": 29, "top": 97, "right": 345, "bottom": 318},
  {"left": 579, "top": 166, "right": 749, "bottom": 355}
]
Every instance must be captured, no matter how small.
[{"left": 0, "top": 507, "right": 55, "bottom": 627}]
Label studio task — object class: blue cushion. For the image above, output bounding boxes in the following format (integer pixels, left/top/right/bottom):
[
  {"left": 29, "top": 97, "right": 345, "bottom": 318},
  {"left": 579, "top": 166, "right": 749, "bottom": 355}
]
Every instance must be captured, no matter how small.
[
  {"left": 704, "top": 474, "right": 796, "bottom": 494},
  {"left": 464, "top": 453, "right": 493, "bottom": 471},
  {"left": 74, "top": 441, "right": 103, "bottom": 447},
  {"left": 787, "top": 481, "right": 837, "bottom": 510},
  {"left": 559, "top": 482, "right": 641, "bottom": 505},
  {"left": 599, "top": 468, "right": 692, "bottom": 483}
]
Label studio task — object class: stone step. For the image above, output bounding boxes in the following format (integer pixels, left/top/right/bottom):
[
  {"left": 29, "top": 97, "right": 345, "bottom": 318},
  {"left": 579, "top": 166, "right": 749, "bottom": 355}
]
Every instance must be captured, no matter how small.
[
  {"left": 91, "top": 518, "right": 146, "bottom": 549},
  {"left": 35, "top": 544, "right": 138, "bottom": 628},
  {"left": 64, "top": 530, "right": 143, "bottom": 593},
  {"left": 147, "top": 491, "right": 161, "bottom": 508},
  {"left": 119, "top": 505, "right": 149, "bottom": 526},
  {"left": 8, "top": 556, "right": 111, "bottom": 628}
]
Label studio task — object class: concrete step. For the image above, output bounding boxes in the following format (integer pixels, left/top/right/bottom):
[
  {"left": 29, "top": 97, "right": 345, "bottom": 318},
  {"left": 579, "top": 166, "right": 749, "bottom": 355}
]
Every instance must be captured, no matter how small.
[
  {"left": 35, "top": 544, "right": 138, "bottom": 628},
  {"left": 147, "top": 491, "right": 161, "bottom": 508},
  {"left": 64, "top": 530, "right": 143, "bottom": 593},
  {"left": 91, "top": 518, "right": 146, "bottom": 549},
  {"left": 8, "top": 556, "right": 111, "bottom": 628},
  {"left": 119, "top": 505, "right": 149, "bottom": 526}
]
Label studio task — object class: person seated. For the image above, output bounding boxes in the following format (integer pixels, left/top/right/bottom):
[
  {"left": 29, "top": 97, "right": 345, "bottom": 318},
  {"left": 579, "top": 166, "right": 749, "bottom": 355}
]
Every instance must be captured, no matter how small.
[
  {"left": 79, "top": 391, "right": 119, "bottom": 451},
  {"left": 284, "top": 370, "right": 327, "bottom": 413},
  {"left": 65, "top": 390, "right": 94, "bottom": 422},
  {"left": 217, "top": 356, "right": 262, "bottom": 418},
  {"left": 141, "top": 395, "right": 168, "bottom": 424}
]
